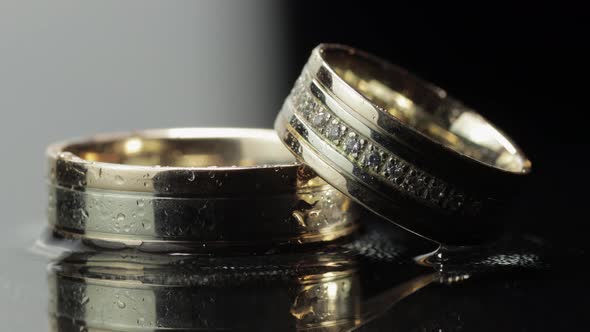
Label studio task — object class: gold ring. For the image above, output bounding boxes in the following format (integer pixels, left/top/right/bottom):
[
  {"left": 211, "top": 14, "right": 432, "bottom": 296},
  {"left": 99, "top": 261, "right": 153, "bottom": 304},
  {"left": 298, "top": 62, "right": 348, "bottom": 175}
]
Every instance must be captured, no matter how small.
[
  {"left": 275, "top": 44, "right": 531, "bottom": 245},
  {"left": 46, "top": 128, "right": 358, "bottom": 250}
]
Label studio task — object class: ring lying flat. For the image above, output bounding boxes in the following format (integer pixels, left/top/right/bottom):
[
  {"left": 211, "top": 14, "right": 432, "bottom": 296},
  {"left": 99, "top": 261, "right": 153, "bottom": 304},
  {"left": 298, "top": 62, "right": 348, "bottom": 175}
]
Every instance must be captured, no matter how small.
[
  {"left": 46, "top": 128, "right": 358, "bottom": 250},
  {"left": 275, "top": 44, "right": 531, "bottom": 245}
]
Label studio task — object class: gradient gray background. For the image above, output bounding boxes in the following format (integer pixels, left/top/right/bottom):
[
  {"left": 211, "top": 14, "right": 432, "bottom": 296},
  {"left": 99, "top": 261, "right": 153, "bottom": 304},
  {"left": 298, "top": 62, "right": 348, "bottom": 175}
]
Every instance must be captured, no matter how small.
[{"left": 0, "top": 1, "right": 287, "bottom": 329}]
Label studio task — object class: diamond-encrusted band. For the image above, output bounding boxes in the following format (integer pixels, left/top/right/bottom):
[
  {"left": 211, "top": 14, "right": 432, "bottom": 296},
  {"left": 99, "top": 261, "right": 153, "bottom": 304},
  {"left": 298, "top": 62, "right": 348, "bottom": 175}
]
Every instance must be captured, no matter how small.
[
  {"left": 287, "top": 75, "right": 473, "bottom": 213},
  {"left": 274, "top": 44, "right": 532, "bottom": 245}
]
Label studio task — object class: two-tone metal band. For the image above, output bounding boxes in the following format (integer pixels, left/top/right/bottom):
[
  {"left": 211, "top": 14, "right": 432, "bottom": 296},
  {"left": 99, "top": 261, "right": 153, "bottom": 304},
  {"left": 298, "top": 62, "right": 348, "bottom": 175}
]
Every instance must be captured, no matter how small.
[
  {"left": 46, "top": 128, "right": 358, "bottom": 251},
  {"left": 275, "top": 44, "right": 532, "bottom": 245}
]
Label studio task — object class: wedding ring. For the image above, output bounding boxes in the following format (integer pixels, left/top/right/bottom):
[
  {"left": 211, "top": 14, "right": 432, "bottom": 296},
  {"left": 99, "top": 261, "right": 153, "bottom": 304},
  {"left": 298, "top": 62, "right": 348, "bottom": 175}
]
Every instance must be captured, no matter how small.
[
  {"left": 46, "top": 128, "right": 357, "bottom": 250},
  {"left": 275, "top": 44, "right": 531, "bottom": 245}
]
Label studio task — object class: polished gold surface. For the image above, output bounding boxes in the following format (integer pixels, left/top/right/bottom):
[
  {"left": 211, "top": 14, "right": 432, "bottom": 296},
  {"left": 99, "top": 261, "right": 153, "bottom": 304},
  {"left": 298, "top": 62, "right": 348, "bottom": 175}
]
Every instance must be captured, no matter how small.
[
  {"left": 46, "top": 128, "right": 358, "bottom": 249},
  {"left": 323, "top": 46, "right": 531, "bottom": 174},
  {"left": 47, "top": 128, "right": 307, "bottom": 194},
  {"left": 275, "top": 44, "right": 532, "bottom": 245}
]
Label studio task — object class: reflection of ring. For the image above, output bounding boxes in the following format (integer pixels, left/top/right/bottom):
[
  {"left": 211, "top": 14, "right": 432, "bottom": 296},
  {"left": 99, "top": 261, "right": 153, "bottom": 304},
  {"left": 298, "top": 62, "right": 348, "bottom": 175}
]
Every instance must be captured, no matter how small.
[
  {"left": 46, "top": 128, "right": 357, "bottom": 250},
  {"left": 48, "top": 250, "right": 360, "bottom": 331},
  {"left": 275, "top": 44, "right": 531, "bottom": 245}
]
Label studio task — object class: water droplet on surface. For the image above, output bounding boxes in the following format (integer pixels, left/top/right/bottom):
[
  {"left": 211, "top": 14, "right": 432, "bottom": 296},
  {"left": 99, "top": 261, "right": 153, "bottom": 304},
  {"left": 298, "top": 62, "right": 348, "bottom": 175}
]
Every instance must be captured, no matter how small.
[
  {"left": 114, "top": 175, "right": 125, "bottom": 185},
  {"left": 58, "top": 151, "right": 74, "bottom": 159},
  {"left": 124, "top": 222, "right": 135, "bottom": 233},
  {"left": 116, "top": 300, "right": 126, "bottom": 309},
  {"left": 187, "top": 172, "right": 196, "bottom": 182},
  {"left": 112, "top": 219, "right": 120, "bottom": 231},
  {"left": 136, "top": 199, "right": 145, "bottom": 207},
  {"left": 116, "top": 213, "right": 126, "bottom": 222},
  {"left": 141, "top": 220, "right": 152, "bottom": 230}
]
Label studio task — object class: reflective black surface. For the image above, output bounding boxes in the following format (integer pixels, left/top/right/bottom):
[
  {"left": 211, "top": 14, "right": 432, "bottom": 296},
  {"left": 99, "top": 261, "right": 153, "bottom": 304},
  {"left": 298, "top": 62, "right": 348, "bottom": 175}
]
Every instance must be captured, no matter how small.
[
  {"left": 44, "top": 217, "right": 433, "bottom": 331},
  {"left": 0, "top": 212, "right": 581, "bottom": 331}
]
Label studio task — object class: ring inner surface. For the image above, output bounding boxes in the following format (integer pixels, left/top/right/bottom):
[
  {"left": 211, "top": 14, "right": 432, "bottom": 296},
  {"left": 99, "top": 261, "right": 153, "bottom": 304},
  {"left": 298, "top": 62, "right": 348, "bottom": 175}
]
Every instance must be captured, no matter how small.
[
  {"left": 63, "top": 136, "right": 297, "bottom": 168},
  {"left": 323, "top": 49, "right": 529, "bottom": 173}
]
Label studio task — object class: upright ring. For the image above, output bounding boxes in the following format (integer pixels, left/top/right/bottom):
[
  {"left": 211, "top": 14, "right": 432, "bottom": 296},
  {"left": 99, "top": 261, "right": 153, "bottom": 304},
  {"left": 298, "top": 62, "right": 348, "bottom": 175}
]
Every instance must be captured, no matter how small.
[
  {"left": 275, "top": 44, "right": 531, "bottom": 245},
  {"left": 46, "top": 128, "right": 358, "bottom": 250}
]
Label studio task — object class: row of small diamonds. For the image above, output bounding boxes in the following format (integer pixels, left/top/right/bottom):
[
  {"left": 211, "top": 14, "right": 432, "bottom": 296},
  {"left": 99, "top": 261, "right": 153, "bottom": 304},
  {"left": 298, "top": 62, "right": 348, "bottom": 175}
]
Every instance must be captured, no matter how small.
[{"left": 288, "top": 76, "right": 467, "bottom": 212}]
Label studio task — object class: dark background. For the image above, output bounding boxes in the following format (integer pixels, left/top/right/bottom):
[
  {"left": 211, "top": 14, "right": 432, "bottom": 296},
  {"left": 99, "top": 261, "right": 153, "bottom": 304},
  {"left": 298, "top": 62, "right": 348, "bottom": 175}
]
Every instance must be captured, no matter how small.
[{"left": 281, "top": 3, "right": 589, "bottom": 248}]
